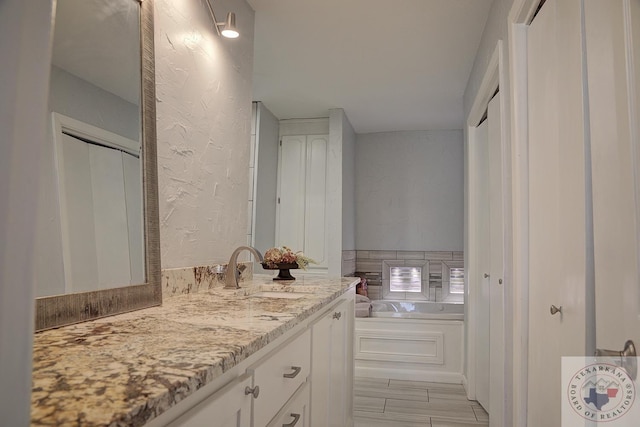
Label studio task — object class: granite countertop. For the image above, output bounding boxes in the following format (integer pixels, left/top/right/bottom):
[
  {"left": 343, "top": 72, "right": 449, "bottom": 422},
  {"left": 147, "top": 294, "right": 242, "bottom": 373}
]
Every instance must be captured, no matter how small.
[{"left": 30, "top": 275, "right": 358, "bottom": 427}]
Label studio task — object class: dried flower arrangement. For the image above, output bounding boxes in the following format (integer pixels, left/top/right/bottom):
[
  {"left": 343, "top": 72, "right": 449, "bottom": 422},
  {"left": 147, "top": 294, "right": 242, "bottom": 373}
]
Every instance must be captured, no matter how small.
[{"left": 262, "top": 246, "right": 315, "bottom": 270}]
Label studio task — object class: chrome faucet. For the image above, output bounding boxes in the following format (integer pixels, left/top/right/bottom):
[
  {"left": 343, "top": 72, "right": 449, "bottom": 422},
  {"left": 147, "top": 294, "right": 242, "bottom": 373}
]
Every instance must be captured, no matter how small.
[{"left": 224, "top": 246, "right": 263, "bottom": 289}]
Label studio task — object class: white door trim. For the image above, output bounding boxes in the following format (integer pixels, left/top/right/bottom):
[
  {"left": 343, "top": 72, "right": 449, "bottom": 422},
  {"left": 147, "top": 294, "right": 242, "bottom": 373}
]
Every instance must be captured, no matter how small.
[{"left": 507, "top": 0, "right": 541, "bottom": 426}]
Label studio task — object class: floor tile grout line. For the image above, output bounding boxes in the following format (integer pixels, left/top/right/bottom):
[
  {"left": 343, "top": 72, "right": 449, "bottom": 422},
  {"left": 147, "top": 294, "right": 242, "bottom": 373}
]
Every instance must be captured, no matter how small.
[
  {"left": 355, "top": 377, "right": 488, "bottom": 426},
  {"left": 473, "top": 405, "right": 484, "bottom": 422}
]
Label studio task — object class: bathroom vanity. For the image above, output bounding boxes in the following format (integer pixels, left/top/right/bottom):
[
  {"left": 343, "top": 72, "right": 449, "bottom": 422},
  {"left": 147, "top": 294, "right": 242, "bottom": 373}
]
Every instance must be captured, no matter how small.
[{"left": 30, "top": 275, "right": 357, "bottom": 426}]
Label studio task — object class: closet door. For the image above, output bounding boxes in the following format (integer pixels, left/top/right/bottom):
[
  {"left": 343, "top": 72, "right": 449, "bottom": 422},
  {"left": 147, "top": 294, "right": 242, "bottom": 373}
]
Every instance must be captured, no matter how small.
[
  {"left": 488, "top": 93, "right": 505, "bottom": 425},
  {"left": 527, "top": 0, "right": 589, "bottom": 425},
  {"left": 475, "top": 118, "right": 491, "bottom": 412},
  {"left": 59, "top": 135, "right": 133, "bottom": 291},
  {"left": 586, "top": 0, "right": 640, "bottom": 392}
]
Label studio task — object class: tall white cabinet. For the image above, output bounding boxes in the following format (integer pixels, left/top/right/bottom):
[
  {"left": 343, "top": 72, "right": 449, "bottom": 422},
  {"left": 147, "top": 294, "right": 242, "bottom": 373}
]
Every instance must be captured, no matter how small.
[
  {"left": 310, "top": 298, "right": 354, "bottom": 426},
  {"left": 277, "top": 134, "right": 329, "bottom": 271}
]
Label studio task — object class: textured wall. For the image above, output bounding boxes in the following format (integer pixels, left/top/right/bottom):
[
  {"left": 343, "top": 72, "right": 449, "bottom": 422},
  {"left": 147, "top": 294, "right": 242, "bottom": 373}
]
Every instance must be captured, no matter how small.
[
  {"left": 154, "top": 0, "right": 255, "bottom": 268},
  {"left": 356, "top": 130, "right": 464, "bottom": 251}
]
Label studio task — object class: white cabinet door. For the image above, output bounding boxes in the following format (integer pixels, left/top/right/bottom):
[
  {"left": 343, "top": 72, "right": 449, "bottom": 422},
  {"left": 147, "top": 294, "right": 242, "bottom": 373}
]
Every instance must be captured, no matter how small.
[
  {"left": 310, "top": 305, "right": 332, "bottom": 427},
  {"left": 277, "top": 135, "right": 329, "bottom": 270},
  {"left": 310, "top": 295, "right": 354, "bottom": 427},
  {"left": 277, "top": 135, "right": 307, "bottom": 253},
  {"left": 303, "top": 135, "right": 328, "bottom": 268},
  {"left": 169, "top": 373, "right": 253, "bottom": 427},
  {"left": 527, "top": 0, "right": 589, "bottom": 424}
]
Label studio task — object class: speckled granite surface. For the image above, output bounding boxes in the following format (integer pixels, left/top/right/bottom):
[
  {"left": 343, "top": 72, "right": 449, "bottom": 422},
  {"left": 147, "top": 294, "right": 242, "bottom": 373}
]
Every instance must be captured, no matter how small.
[{"left": 31, "top": 275, "right": 358, "bottom": 427}]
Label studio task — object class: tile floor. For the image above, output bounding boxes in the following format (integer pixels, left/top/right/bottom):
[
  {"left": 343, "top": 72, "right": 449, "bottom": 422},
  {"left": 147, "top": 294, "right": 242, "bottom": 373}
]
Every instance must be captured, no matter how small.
[{"left": 353, "top": 377, "right": 489, "bottom": 427}]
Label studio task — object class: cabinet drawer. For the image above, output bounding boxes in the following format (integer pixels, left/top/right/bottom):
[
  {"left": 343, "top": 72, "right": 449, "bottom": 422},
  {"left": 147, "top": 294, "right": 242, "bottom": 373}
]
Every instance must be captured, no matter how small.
[
  {"left": 250, "top": 329, "right": 311, "bottom": 425},
  {"left": 168, "top": 373, "right": 253, "bottom": 427},
  {"left": 267, "top": 383, "right": 310, "bottom": 427}
]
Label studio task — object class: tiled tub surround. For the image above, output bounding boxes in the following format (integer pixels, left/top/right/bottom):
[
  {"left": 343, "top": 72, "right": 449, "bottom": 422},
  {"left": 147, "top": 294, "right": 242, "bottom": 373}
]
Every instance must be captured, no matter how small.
[
  {"left": 342, "top": 250, "right": 357, "bottom": 276},
  {"left": 31, "top": 275, "right": 358, "bottom": 426},
  {"left": 355, "top": 250, "right": 463, "bottom": 302}
]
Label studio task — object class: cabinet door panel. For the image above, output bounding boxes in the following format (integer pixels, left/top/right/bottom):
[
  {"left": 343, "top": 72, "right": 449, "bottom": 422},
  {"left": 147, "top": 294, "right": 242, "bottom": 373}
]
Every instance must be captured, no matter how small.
[
  {"left": 310, "top": 310, "right": 332, "bottom": 427},
  {"left": 304, "top": 135, "right": 328, "bottom": 268},
  {"left": 311, "top": 297, "right": 353, "bottom": 427},
  {"left": 329, "top": 301, "right": 348, "bottom": 427},
  {"left": 278, "top": 135, "right": 306, "bottom": 250},
  {"left": 276, "top": 134, "right": 329, "bottom": 271}
]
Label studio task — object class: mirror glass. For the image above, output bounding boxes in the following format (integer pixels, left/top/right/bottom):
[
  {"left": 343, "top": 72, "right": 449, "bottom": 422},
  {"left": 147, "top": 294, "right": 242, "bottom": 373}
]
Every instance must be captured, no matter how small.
[
  {"left": 43, "top": 0, "right": 142, "bottom": 296},
  {"left": 35, "top": 0, "right": 160, "bottom": 331}
]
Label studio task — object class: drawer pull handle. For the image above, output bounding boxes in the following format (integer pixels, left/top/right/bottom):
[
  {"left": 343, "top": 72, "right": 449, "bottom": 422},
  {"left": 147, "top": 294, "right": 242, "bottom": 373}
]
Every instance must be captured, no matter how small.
[
  {"left": 332, "top": 311, "right": 342, "bottom": 320},
  {"left": 282, "top": 413, "right": 300, "bottom": 427},
  {"left": 244, "top": 385, "right": 260, "bottom": 399},
  {"left": 283, "top": 366, "right": 302, "bottom": 379}
]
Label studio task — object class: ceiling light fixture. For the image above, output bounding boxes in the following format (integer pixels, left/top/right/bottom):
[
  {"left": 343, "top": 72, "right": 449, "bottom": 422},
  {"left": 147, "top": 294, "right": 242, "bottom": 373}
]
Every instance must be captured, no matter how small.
[{"left": 204, "top": 1, "right": 240, "bottom": 39}]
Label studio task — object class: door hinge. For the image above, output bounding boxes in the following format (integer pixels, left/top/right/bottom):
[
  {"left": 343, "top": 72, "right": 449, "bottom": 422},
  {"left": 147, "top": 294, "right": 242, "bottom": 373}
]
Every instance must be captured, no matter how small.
[
  {"left": 279, "top": 139, "right": 282, "bottom": 146},
  {"left": 277, "top": 197, "right": 280, "bottom": 204}
]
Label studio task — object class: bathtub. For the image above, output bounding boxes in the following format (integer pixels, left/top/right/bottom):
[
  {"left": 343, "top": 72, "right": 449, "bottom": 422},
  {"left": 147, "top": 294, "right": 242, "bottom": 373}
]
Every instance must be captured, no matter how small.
[
  {"left": 370, "top": 300, "right": 464, "bottom": 320},
  {"left": 355, "top": 301, "right": 464, "bottom": 383}
]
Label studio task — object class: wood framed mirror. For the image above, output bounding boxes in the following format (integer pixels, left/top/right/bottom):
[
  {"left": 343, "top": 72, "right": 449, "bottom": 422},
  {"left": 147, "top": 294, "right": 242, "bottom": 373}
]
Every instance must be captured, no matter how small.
[{"left": 35, "top": 0, "right": 160, "bottom": 331}]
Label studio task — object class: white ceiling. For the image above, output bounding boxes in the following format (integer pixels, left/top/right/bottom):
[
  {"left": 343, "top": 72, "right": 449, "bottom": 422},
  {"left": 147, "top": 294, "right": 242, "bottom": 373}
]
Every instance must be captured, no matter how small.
[{"left": 248, "top": 0, "right": 493, "bottom": 133}]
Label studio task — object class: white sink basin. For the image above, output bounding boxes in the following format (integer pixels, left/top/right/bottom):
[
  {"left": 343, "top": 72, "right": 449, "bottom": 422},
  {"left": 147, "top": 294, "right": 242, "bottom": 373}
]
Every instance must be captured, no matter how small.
[{"left": 250, "top": 291, "right": 306, "bottom": 299}]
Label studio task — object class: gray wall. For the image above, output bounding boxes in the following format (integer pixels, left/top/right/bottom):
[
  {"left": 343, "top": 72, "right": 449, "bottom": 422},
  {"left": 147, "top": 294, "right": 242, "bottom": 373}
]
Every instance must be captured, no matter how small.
[
  {"left": 355, "top": 130, "right": 464, "bottom": 251},
  {"left": 254, "top": 102, "right": 279, "bottom": 257},
  {"left": 341, "top": 111, "right": 357, "bottom": 251},
  {"left": 49, "top": 65, "right": 140, "bottom": 141}
]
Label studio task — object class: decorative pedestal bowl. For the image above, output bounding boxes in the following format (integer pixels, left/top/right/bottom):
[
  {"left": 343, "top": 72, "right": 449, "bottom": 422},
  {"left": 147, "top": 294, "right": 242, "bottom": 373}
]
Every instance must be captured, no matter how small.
[{"left": 261, "top": 262, "right": 299, "bottom": 281}]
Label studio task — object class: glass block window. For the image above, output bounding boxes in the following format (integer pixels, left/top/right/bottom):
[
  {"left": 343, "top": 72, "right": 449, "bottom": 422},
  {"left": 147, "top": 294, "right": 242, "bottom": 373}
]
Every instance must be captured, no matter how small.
[
  {"left": 449, "top": 267, "right": 465, "bottom": 294},
  {"left": 390, "top": 267, "right": 422, "bottom": 293}
]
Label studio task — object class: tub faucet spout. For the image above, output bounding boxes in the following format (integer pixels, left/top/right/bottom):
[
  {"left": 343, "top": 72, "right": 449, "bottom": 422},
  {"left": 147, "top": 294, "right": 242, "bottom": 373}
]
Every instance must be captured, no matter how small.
[{"left": 224, "top": 246, "right": 263, "bottom": 289}]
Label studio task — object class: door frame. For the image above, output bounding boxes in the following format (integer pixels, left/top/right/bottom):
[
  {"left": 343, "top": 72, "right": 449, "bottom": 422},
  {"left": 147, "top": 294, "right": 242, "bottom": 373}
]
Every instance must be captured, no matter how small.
[{"left": 464, "top": 40, "right": 510, "bottom": 426}]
